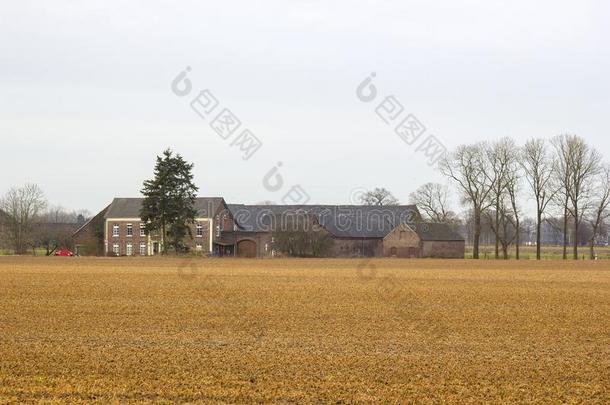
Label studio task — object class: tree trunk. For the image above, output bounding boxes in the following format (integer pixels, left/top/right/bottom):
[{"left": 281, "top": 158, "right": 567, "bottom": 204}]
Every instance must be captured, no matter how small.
[
  {"left": 536, "top": 211, "right": 542, "bottom": 260},
  {"left": 494, "top": 203, "right": 499, "bottom": 259},
  {"left": 589, "top": 222, "right": 599, "bottom": 260},
  {"left": 161, "top": 221, "right": 166, "bottom": 255},
  {"left": 473, "top": 208, "right": 481, "bottom": 259},
  {"left": 562, "top": 206, "right": 568, "bottom": 260},
  {"left": 15, "top": 224, "right": 22, "bottom": 255},
  {"left": 573, "top": 203, "right": 579, "bottom": 260},
  {"left": 515, "top": 218, "right": 520, "bottom": 260}
]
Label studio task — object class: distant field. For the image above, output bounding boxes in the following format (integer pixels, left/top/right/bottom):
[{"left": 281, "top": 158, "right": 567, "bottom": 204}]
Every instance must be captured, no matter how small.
[
  {"left": 1, "top": 257, "right": 609, "bottom": 403},
  {"left": 0, "top": 249, "right": 48, "bottom": 256},
  {"left": 4, "top": 245, "right": 609, "bottom": 260},
  {"left": 467, "top": 245, "right": 610, "bottom": 260}
]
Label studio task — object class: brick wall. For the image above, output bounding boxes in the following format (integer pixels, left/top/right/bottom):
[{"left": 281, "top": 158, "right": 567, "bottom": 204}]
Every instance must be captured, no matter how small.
[
  {"left": 186, "top": 220, "right": 211, "bottom": 253},
  {"left": 331, "top": 238, "right": 382, "bottom": 257},
  {"left": 104, "top": 218, "right": 212, "bottom": 256},
  {"left": 382, "top": 224, "right": 421, "bottom": 257},
  {"left": 420, "top": 240, "right": 465, "bottom": 258},
  {"left": 72, "top": 206, "right": 108, "bottom": 256},
  {"left": 105, "top": 220, "right": 146, "bottom": 256}
]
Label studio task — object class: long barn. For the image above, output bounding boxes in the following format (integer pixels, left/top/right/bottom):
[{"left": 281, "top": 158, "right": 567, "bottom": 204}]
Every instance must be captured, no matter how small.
[{"left": 73, "top": 198, "right": 465, "bottom": 258}]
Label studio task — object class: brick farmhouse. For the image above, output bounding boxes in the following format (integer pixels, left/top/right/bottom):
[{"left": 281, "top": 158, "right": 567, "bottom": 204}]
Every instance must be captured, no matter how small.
[{"left": 73, "top": 197, "right": 465, "bottom": 258}]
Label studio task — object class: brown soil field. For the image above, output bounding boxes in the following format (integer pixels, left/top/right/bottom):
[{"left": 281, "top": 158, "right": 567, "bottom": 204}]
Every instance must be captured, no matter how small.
[{"left": 1, "top": 257, "right": 609, "bottom": 403}]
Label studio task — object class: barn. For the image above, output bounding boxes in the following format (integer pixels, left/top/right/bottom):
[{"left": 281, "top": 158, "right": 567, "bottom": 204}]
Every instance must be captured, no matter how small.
[
  {"left": 226, "top": 204, "right": 465, "bottom": 258},
  {"left": 383, "top": 222, "right": 465, "bottom": 258}
]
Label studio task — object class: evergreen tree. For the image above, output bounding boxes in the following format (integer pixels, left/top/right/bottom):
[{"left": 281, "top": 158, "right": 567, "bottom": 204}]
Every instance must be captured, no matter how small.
[{"left": 140, "top": 149, "right": 198, "bottom": 254}]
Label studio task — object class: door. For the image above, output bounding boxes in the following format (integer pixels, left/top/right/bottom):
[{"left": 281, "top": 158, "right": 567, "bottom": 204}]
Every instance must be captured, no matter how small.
[
  {"left": 236, "top": 240, "right": 257, "bottom": 258},
  {"left": 407, "top": 247, "right": 419, "bottom": 258}
]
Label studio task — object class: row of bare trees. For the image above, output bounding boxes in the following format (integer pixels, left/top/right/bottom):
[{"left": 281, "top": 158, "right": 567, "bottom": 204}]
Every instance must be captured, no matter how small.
[
  {"left": 438, "top": 135, "right": 609, "bottom": 260},
  {"left": 0, "top": 184, "right": 89, "bottom": 255}
]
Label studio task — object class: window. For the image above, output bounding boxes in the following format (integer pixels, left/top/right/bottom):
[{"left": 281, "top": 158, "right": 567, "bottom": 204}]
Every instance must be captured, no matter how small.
[
  {"left": 195, "top": 241, "right": 203, "bottom": 251},
  {"left": 112, "top": 224, "right": 119, "bottom": 237},
  {"left": 126, "top": 223, "right": 133, "bottom": 237},
  {"left": 126, "top": 243, "right": 133, "bottom": 256},
  {"left": 140, "top": 242, "right": 147, "bottom": 256},
  {"left": 140, "top": 223, "right": 147, "bottom": 237},
  {"left": 112, "top": 243, "right": 119, "bottom": 255},
  {"left": 196, "top": 223, "right": 203, "bottom": 237}
]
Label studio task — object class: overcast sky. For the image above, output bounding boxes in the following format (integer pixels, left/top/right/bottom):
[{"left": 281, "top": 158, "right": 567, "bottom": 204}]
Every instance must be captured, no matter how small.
[{"left": 1, "top": 0, "right": 608, "bottom": 214}]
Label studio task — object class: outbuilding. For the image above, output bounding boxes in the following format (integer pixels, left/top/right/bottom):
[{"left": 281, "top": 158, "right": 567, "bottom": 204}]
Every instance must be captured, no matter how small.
[{"left": 383, "top": 222, "right": 465, "bottom": 258}]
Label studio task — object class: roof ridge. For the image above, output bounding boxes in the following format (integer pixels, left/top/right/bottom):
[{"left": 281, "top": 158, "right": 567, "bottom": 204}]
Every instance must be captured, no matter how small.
[
  {"left": 227, "top": 204, "right": 417, "bottom": 208},
  {"left": 111, "top": 196, "right": 224, "bottom": 199}
]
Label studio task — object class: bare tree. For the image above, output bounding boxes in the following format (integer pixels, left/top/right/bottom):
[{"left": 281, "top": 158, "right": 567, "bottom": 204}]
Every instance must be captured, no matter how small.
[
  {"left": 485, "top": 138, "right": 515, "bottom": 259},
  {"left": 484, "top": 202, "right": 516, "bottom": 259},
  {"left": 272, "top": 215, "right": 334, "bottom": 257},
  {"left": 552, "top": 135, "right": 575, "bottom": 259},
  {"left": 440, "top": 142, "right": 494, "bottom": 259},
  {"left": 408, "top": 183, "right": 454, "bottom": 222},
  {"left": 0, "top": 208, "right": 9, "bottom": 251},
  {"left": 587, "top": 164, "right": 610, "bottom": 259},
  {"left": 41, "top": 205, "right": 76, "bottom": 223},
  {"left": 35, "top": 205, "right": 82, "bottom": 255},
  {"left": 0, "top": 184, "right": 47, "bottom": 254},
  {"left": 520, "top": 139, "right": 556, "bottom": 260},
  {"left": 552, "top": 135, "right": 602, "bottom": 259},
  {"left": 482, "top": 143, "right": 521, "bottom": 261},
  {"left": 505, "top": 157, "right": 522, "bottom": 259},
  {"left": 359, "top": 187, "right": 399, "bottom": 206},
  {"left": 556, "top": 135, "right": 601, "bottom": 259}
]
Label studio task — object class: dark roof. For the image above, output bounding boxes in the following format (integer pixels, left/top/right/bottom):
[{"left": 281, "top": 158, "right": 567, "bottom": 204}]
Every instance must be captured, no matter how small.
[
  {"left": 105, "top": 197, "right": 225, "bottom": 219},
  {"left": 226, "top": 204, "right": 422, "bottom": 238},
  {"left": 404, "top": 222, "right": 464, "bottom": 242},
  {"left": 72, "top": 204, "right": 110, "bottom": 237}
]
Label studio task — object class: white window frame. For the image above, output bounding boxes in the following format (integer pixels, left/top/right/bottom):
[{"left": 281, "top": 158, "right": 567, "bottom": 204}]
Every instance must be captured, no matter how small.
[
  {"left": 126, "top": 223, "right": 133, "bottom": 237},
  {"left": 112, "top": 243, "right": 119, "bottom": 255},
  {"left": 195, "top": 241, "right": 203, "bottom": 251},
  {"left": 140, "top": 223, "right": 146, "bottom": 237},
  {"left": 139, "top": 242, "right": 147, "bottom": 256},
  {"left": 196, "top": 223, "right": 203, "bottom": 238},
  {"left": 126, "top": 242, "right": 133, "bottom": 256},
  {"left": 112, "top": 224, "right": 119, "bottom": 237}
]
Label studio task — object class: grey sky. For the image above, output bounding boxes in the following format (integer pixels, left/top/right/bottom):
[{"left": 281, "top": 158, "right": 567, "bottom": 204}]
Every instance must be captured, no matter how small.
[{"left": 1, "top": 0, "right": 608, "bottom": 214}]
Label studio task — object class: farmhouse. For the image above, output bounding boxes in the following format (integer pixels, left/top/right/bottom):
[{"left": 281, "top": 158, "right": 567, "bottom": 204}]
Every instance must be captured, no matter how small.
[
  {"left": 73, "top": 197, "right": 465, "bottom": 258},
  {"left": 74, "top": 197, "right": 224, "bottom": 256}
]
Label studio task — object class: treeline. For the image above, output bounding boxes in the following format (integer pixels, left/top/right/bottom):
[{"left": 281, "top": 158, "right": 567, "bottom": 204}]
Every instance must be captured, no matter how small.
[
  {"left": 0, "top": 184, "right": 90, "bottom": 255},
  {"left": 427, "top": 135, "right": 609, "bottom": 260}
]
